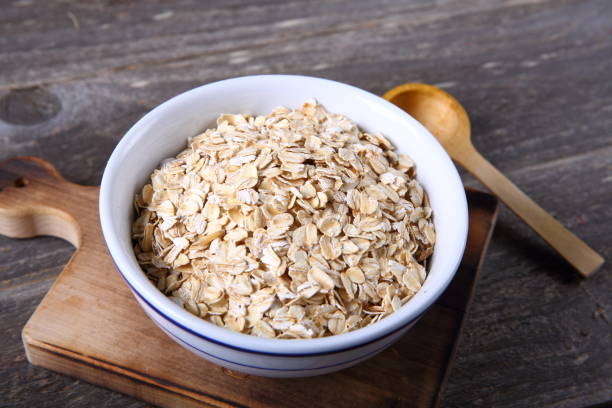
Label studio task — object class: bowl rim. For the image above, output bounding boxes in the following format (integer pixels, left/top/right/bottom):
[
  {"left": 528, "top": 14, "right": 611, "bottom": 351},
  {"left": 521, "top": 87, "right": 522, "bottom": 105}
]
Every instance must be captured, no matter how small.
[{"left": 99, "top": 74, "right": 468, "bottom": 356}]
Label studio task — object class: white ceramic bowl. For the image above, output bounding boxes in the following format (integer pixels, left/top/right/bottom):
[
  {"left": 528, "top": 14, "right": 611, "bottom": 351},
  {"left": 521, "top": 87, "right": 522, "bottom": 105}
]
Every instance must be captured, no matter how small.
[{"left": 99, "top": 75, "right": 468, "bottom": 378}]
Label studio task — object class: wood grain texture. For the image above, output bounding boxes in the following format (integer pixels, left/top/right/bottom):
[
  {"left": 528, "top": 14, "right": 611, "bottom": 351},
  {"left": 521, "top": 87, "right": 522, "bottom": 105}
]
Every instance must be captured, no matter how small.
[
  {"left": 1, "top": 0, "right": 611, "bottom": 407},
  {"left": 383, "top": 82, "right": 603, "bottom": 277},
  {"left": 1, "top": 157, "right": 497, "bottom": 408}
]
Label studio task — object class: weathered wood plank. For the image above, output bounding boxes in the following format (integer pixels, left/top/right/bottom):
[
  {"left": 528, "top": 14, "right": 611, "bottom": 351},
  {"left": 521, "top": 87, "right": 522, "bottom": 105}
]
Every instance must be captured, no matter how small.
[
  {"left": 2, "top": 1, "right": 611, "bottom": 179},
  {"left": 448, "top": 147, "right": 612, "bottom": 408}
]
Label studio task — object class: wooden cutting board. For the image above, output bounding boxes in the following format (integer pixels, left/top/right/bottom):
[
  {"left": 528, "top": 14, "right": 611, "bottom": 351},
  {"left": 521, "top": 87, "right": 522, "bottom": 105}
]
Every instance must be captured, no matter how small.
[{"left": 0, "top": 157, "right": 498, "bottom": 408}]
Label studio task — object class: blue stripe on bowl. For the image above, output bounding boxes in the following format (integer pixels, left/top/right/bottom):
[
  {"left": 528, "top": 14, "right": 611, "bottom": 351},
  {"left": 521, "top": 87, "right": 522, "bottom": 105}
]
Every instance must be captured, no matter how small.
[
  {"left": 159, "top": 323, "right": 396, "bottom": 372},
  {"left": 112, "top": 258, "right": 424, "bottom": 357}
]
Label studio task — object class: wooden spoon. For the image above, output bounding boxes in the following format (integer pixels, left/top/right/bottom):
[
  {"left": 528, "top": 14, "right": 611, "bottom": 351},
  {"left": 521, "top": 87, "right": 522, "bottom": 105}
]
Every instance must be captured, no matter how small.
[{"left": 383, "top": 83, "right": 604, "bottom": 277}]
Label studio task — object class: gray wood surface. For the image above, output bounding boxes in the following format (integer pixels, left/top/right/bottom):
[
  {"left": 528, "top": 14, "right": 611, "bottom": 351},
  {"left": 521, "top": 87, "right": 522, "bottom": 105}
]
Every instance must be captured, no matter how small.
[{"left": 0, "top": 0, "right": 610, "bottom": 407}]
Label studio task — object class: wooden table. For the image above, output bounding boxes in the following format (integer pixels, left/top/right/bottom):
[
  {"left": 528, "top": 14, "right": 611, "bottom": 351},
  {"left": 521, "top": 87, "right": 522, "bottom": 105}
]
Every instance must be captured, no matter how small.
[{"left": 1, "top": 1, "right": 610, "bottom": 407}]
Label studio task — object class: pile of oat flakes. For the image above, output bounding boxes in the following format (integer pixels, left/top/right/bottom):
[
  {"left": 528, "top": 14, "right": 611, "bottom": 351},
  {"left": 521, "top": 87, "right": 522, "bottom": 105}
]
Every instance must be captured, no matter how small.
[{"left": 132, "top": 100, "right": 435, "bottom": 339}]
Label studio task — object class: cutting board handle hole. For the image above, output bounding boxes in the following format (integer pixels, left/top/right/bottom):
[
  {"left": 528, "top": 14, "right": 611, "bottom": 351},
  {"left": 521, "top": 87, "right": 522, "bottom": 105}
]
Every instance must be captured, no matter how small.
[{"left": 13, "top": 176, "right": 29, "bottom": 188}]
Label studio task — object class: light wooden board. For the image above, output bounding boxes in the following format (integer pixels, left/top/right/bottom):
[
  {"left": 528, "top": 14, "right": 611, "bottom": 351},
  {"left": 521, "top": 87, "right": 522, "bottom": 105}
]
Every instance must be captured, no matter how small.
[{"left": 0, "top": 156, "right": 498, "bottom": 408}]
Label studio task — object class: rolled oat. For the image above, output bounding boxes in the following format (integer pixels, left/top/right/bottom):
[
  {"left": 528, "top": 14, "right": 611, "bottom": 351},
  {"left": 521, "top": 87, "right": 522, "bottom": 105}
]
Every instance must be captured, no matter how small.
[{"left": 132, "top": 100, "right": 435, "bottom": 338}]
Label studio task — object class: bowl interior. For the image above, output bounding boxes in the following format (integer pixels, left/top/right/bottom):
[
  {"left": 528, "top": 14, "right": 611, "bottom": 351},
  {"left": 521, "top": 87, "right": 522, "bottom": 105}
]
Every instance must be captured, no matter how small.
[{"left": 100, "top": 75, "right": 468, "bottom": 354}]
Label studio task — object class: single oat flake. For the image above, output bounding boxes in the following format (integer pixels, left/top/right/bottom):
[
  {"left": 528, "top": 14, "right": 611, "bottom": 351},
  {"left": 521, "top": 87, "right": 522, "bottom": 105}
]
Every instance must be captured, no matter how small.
[{"left": 132, "top": 100, "right": 435, "bottom": 339}]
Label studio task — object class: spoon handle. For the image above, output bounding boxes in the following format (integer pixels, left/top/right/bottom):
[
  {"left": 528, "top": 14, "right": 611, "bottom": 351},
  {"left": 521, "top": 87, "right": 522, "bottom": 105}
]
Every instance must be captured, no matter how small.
[{"left": 457, "top": 146, "right": 604, "bottom": 277}]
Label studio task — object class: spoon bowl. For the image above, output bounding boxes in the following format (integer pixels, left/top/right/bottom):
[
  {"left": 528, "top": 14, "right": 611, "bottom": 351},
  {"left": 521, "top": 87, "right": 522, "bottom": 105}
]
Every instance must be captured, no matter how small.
[
  {"left": 383, "top": 82, "right": 604, "bottom": 277},
  {"left": 384, "top": 83, "right": 470, "bottom": 159}
]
